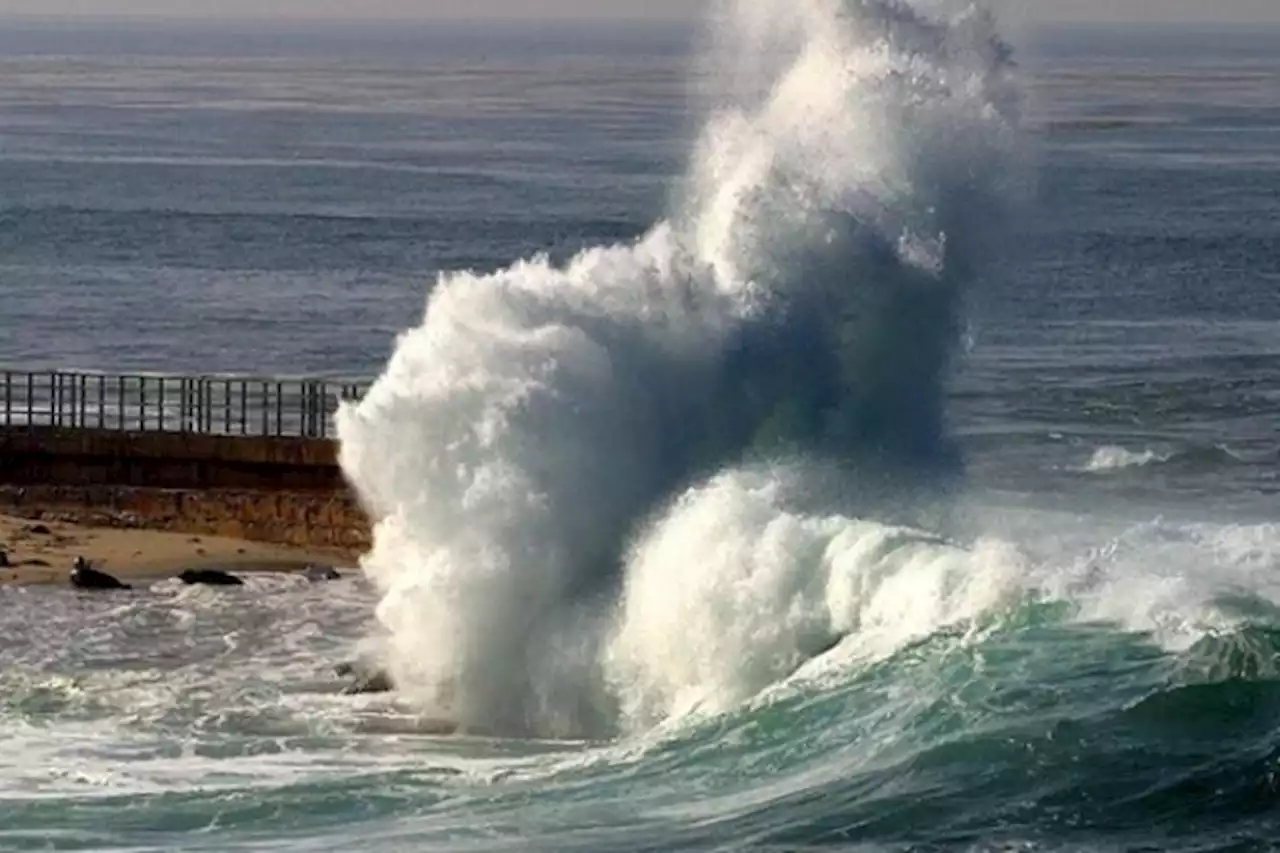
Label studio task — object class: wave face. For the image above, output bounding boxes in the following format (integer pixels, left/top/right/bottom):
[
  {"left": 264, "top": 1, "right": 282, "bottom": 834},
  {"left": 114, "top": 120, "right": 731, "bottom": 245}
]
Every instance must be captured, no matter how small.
[{"left": 336, "top": 0, "right": 1020, "bottom": 737}]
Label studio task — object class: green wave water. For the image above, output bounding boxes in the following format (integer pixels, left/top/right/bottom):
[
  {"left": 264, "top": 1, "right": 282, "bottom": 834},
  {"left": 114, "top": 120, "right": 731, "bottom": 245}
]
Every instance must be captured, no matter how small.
[{"left": 3, "top": 509, "right": 1279, "bottom": 851}]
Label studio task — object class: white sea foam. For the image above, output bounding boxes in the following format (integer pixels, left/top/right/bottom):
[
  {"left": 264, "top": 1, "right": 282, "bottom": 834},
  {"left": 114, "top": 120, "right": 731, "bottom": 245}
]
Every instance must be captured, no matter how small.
[
  {"left": 335, "top": 0, "right": 1025, "bottom": 736},
  {"left": 1084, "top": 445, "right": 1169, "bottom": 472},
  {"left": 333, "top": 2, "right": 1280, "bottom": 739},
  {"left": 604, "top": 466, "right": 1027, "bottom": 727}
]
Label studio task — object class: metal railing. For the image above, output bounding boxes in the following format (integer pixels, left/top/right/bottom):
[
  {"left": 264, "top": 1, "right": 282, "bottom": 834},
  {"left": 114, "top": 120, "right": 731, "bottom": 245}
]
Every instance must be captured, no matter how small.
[{"left": 0, "top": 370, "right": 370, "bottom": 438}]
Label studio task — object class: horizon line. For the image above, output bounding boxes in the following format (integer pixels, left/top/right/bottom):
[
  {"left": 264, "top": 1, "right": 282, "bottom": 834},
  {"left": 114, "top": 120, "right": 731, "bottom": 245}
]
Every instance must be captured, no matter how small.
[{"left": 1, "top": 13, "right": 1277, "bottom": 28}]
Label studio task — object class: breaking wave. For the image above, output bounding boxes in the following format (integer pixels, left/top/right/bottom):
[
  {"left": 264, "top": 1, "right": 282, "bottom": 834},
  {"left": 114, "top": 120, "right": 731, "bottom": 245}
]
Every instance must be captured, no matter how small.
[
  {"left": 336, "top": 0, "right": 1021, "bottom": 737},
  {"left": 1083, "top": 443, "right": 1247, "bottom": 474}
]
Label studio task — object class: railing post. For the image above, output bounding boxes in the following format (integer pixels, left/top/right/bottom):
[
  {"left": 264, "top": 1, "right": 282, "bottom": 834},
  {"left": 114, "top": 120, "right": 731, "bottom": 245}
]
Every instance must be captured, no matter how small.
[
  {"left": 204, "top": 379, "right": 212, "bottom": 433},
  {"left": 259, "top": 381, "right": 268, "bottom": 435},
  {"left": 312, "top": 382, "right": 321, "bottom": 438},
  {"left": 275, "top": 381, "right": 284, "bottom": 436}
]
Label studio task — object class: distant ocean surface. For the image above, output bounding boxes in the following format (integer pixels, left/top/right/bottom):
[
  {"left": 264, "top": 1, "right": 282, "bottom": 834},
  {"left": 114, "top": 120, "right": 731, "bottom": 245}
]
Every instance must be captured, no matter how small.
[{"left": 4, "top": 10, "right": 1280, "bottom": 853}]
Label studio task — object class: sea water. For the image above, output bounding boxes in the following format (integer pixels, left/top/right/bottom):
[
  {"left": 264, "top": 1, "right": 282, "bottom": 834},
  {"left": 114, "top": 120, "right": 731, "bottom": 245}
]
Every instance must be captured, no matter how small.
[{"left": 2, "top": 6, "right": 1280, "bottom": 851}]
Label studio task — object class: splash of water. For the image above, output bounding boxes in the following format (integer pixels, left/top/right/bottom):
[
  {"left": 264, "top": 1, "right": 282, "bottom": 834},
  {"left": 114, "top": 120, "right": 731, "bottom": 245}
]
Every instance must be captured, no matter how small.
[
  {"left": 603, "top": 465, "right": 1028, "bottom": 728},
  {"left": 336, "top": 0, "right": 1021, "bottom": 737}
]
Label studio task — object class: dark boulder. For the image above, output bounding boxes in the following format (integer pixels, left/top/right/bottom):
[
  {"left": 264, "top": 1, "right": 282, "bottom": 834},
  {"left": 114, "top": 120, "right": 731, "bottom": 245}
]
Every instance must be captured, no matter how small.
[
  {"left": 70, "top": 556, "right": 131, "bottom": 590},
  {"left": 343, "top": 669, "right": 395, "bottom": 695},
  {"left": 303, "top": 564, "right": 341, "bottom": 582},
  {"left": 178, "top": 568, "right": 244, "bottom": 587},
  {"left": 335, "top": 660, "right": 395, "bottom": 695}
]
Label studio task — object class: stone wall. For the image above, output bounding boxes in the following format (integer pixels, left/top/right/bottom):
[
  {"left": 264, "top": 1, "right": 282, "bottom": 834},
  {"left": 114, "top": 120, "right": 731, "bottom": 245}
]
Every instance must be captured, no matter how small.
[
  {"left": 0, "top": 426, "right": 371, "bottom": 553},
  {"left": 0, "top": 426, "right": 345, "bottom": 490}
]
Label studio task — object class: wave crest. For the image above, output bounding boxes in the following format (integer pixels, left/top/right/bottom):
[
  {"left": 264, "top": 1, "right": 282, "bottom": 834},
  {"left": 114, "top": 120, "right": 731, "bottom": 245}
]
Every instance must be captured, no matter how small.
[
  {"left": 1083, "top": 443, "right": 1246, "bottom": 473},
  {"left": 604, "top": 466, "right": 1026, "bottom": 727}
]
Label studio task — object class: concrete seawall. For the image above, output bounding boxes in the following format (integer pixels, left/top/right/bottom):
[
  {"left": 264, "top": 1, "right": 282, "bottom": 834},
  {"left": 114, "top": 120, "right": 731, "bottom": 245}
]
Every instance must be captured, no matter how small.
[
  {"left": 1, "top": 426, "right": 346, "bottom": 490},
  {"left": 0, "top": 426, "right": 370, "bottom": 554}
]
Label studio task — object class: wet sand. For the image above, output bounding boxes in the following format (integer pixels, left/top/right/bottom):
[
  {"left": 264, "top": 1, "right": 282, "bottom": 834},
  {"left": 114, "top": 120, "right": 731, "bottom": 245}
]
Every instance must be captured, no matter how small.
[{"left": 0, "top": 513, "right": 356, "bottom": 586}]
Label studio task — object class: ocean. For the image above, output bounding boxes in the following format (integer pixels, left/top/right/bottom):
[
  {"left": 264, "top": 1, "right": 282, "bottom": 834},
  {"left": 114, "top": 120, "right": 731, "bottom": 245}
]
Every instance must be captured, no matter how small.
[{"left": 3, "top": 5, "right": 1280, "bottom": 851}]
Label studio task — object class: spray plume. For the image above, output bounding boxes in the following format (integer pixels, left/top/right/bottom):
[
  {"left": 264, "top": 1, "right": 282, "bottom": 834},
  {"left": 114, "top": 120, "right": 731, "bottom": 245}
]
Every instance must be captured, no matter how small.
[{"left": 337, "top": 0, "right": 1020, "bottom": 737}]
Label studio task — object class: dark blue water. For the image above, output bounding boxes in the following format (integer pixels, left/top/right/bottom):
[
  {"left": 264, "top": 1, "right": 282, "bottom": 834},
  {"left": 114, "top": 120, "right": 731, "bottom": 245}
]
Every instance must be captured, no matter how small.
[
  {"left": 0, "top": 20, "right": 689, "bottom": 376},
  {"left": 2, "top": 14, "right": 1280, "bottom": 853}
]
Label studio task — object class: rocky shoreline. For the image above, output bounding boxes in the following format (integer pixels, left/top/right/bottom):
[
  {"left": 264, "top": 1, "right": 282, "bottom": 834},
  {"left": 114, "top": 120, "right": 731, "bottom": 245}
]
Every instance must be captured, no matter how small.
[{"left": 0, "top": 511, "right": 357, "bottom": 586}]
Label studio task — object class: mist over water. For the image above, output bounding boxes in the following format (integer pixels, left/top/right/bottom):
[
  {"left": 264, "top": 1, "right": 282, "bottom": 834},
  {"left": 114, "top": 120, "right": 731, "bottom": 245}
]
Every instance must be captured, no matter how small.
[{"left": 336, "top": 0, "right": 1021, "bottom": 737}]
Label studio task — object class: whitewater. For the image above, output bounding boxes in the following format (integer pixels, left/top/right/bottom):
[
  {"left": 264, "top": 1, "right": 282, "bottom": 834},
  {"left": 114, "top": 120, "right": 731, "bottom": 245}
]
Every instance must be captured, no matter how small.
[
  {"left": 5, "top": 2, "right": 1280, "bottom": 851},
  {"left": 337, "top": 0, "right": 1025, "bottom": 738}
]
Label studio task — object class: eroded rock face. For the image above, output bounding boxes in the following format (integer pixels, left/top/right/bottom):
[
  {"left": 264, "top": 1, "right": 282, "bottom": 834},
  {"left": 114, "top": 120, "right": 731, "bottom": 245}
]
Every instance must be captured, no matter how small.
[
  {"left": 70, "top": 557, "right": 131, "bottom": 590},
  {"left": 0, "top": 483, "right": 370, "bottom": 553},
  {"left": 178, "top": 568, "right": 244, "bottom": 586}
]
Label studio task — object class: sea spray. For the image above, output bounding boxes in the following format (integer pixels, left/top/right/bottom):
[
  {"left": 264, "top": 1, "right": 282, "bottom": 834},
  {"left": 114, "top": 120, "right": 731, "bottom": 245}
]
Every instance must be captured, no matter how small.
[
  {"left": 336, "top": 0, "right": 1021, "bottom": 736},
  {"left": 603, "top": 465, "right": 1028, "bottom": 728}
]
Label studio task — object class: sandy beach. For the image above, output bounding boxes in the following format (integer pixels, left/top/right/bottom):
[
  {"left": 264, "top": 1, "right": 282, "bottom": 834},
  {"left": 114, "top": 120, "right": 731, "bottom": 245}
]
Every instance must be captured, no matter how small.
[{"left": 0, "top": 512, "right": 358, "bottom": 586}]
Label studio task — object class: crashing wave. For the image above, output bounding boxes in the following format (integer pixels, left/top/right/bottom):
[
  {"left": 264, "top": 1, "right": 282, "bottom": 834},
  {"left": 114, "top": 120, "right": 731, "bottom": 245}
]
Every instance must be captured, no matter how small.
[{"left": 336, "top": 0, "right": 1021, "bottom": 737}]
